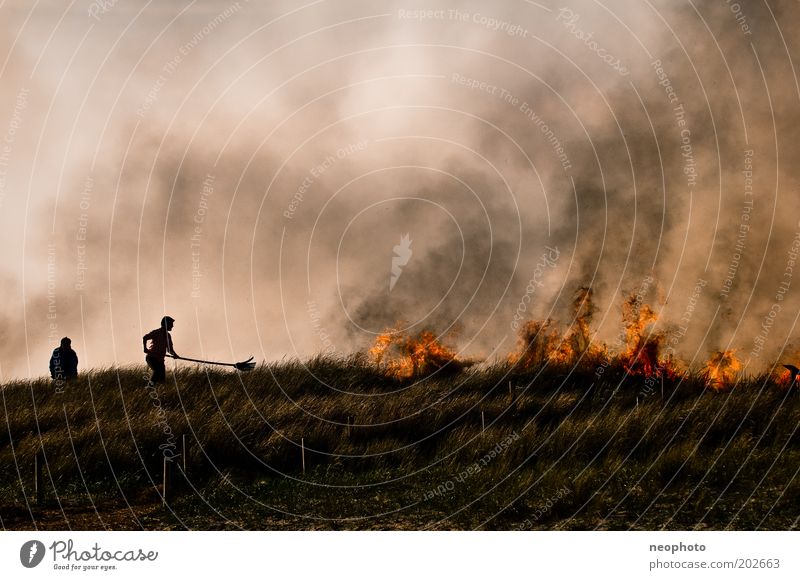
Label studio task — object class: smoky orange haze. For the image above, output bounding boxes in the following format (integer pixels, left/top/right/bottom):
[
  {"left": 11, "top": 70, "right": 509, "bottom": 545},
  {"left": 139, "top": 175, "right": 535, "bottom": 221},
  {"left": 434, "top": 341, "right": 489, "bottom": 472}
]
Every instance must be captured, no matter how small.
[{"left": 0, "top": 0, "right": 799, "bottom": 379}]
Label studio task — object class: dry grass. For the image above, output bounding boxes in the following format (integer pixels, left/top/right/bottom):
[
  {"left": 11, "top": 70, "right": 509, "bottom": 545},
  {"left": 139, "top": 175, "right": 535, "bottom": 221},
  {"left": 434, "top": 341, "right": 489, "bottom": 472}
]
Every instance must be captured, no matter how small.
[{"left": 1, "top": 356, "right": 798, "bottom": 530}]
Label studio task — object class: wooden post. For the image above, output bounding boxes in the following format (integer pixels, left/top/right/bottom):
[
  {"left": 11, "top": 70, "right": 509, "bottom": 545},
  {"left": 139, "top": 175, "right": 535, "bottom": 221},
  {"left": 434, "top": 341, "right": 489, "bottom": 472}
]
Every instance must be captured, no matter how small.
[
  {"left": 508, "top": 381, "right": 512, "bottom": 396},
  {"left": 35, "top": 450, "right": 44, "bottom": 505},
  {"left": 162, "top": 456, "right": 171, "bottom": 506},
  {"left": 347, "top": 416, "right": 351, "bottom": 438},
  {"left": 481, "top": 411, "right": 485, "bottom": 432},
  {"left": 301, "top": 438, "right": 306, "bottom": 474},
  {"left": 182, "top": 434, "right": 187, "bottom": 474}
]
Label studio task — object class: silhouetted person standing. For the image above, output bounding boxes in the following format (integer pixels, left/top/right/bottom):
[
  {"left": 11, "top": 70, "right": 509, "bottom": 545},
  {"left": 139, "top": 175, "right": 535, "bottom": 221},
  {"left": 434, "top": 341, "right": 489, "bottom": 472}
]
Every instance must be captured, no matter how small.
[
  {"left": 50, "top": 337, "right": 78, "bottom": 381},
  {"left": 143, "top": 316, "right": 178, "bottom": 384}
]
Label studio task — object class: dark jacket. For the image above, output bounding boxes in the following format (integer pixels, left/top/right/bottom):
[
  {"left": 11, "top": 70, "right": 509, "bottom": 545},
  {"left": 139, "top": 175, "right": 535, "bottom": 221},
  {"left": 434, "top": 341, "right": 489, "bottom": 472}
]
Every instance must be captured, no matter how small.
[
  {"left": 50, "top": 346, "right": 78, "bottom": 380},
  {"left": 143, "top": 328, "right": 175, "bottom": 359}
]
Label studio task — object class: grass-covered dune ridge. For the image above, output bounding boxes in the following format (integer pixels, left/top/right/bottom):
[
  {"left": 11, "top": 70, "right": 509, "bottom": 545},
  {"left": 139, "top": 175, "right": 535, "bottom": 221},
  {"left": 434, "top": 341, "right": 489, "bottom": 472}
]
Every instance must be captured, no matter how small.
[{"left": 1, "top": 357, "right": 798, "bottom": 530}]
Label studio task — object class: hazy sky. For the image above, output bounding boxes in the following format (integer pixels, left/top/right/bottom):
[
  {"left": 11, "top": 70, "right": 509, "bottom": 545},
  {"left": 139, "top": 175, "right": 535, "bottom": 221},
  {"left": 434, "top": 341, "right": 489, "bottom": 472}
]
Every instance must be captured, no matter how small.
[{"left": 1, "top": 0, "right": 799, "bottom": 379}]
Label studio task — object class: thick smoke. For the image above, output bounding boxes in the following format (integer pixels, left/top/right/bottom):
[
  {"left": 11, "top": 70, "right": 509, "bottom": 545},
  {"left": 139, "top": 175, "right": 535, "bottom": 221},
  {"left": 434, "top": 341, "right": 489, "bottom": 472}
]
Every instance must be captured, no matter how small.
[{"left": 0, "top": 0, "right": 798, "bottom": 378}]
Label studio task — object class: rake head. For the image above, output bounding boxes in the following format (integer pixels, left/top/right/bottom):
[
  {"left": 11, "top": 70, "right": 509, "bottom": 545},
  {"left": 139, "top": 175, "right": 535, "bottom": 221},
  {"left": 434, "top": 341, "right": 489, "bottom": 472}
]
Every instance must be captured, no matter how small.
[{"left": 234, "top": 356, "right": 256, "bottom": 372}]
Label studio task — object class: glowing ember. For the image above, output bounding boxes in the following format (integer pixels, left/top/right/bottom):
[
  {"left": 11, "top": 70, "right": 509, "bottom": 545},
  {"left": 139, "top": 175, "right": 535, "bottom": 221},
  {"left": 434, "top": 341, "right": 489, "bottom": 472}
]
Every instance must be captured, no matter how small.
[
  {"left": 369, "top": 328, "right": 472, "bottom": 378},
  {"left": 703, "top": 350, "right": 742, "bottom": 390}
]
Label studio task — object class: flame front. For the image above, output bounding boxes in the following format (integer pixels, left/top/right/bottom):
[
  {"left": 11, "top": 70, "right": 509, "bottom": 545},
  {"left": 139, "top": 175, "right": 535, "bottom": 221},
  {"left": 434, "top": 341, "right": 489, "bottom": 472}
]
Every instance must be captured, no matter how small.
[
  {"left": 369, "top": 328, "right": 472, "bottom": 378},
  {"left": 370, "top": 286, "right": 764, "bottom": 390},
  {"left": 510, "top": 289, "right": 680, "bottom": 379}
]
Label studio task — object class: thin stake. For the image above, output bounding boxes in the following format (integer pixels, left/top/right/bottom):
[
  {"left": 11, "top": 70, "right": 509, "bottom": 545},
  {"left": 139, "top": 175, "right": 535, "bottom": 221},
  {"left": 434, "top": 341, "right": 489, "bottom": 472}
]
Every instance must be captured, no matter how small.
[
  {"left": 162, "top": 456, "right": 167, "bottom": 505},
  {"left": 508, "top": 381, "right": 512, "bottom": 396},
  {"left": 35, "top": 450, "right": 44, "bottom": 505},
  {"left": 162, "top": 456, "right": 170, "bottom": 506},
  {"left": 301, "top": 438, "right": 306, "bottom": 474},
  {"left": 182, "top": 434, "right": 187, "bottom": 474},
  {"left": 481, "top": 411, "right": 485, "bottom": 432},
  {"left": 347, "top": 416, "right": 351, "bottom": 438}
]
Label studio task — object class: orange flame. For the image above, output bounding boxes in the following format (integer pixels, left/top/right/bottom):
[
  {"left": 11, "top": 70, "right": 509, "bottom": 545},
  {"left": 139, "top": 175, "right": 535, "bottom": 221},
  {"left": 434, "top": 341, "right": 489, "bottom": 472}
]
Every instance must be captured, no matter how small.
[
  {"left": 571, "top": 286, "right": 596, "bottom": 354},
  {"left": 620, "top": 294, "right": 672, "bottom": 377},
  {"left": 509, "top": 319, "right": 564, "bottom": 368},
  {"left": 511, "top": 288, "right": 680, "bottom": 379},
  {"left": 775, "top": 369, "right": 793, "bottom": 388},
  {"left": 703, "top": 350, "right": 742, "bottom": 390},
  {"left": 510, "top": 287, "right": 605, "bottom": 368},
  {"left": 369, "top": 328, "right": 473, "bottom": 378}
]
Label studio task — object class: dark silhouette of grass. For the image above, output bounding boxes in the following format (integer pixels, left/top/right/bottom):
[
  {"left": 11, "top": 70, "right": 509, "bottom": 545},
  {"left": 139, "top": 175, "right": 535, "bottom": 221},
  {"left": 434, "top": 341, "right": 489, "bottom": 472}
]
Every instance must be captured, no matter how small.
[{"left": 0, "top": 356, "right": 797, "bottom": 530}]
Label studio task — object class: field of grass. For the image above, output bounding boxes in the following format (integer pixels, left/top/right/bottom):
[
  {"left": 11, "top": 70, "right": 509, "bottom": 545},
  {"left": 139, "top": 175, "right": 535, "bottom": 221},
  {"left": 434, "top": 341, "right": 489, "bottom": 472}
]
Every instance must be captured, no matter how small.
[{"left": 1, "top": 356, "right": 798, "bottom": 530}]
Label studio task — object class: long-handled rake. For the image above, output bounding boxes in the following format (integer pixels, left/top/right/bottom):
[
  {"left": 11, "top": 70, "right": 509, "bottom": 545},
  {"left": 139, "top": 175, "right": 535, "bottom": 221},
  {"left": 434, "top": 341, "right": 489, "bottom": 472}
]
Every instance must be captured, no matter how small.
[{"left": 168, "top": 354, "right": 256, "bottom": 372}]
